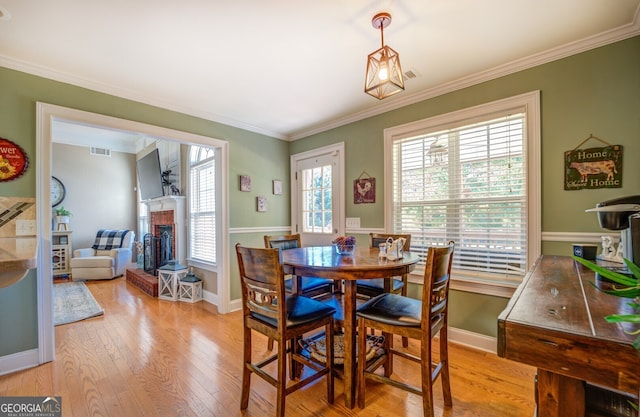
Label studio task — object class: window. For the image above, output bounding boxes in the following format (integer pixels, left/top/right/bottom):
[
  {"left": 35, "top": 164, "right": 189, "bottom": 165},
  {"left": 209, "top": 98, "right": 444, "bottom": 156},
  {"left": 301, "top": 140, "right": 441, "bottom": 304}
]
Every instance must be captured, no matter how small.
[
  {"left": 188, "top": 145, "right": 216, "bottom": 264},
  {"left": 385, "top": 92, "right": 540, "bottom": 291},
  {"left": 301, "top": 163, "right": 333, "bottom": 234}
]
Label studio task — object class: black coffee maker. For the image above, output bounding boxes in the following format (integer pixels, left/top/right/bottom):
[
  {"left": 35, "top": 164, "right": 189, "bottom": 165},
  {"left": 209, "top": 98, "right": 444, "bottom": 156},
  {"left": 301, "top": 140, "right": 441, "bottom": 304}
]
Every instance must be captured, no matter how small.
[{"left": 586, "top": 195, "right": 640, "bottom": 265}]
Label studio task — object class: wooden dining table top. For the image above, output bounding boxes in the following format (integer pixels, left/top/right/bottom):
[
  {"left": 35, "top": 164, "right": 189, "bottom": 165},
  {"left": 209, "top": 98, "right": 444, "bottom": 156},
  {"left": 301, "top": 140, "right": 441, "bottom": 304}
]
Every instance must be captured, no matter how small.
[{"left": 281, "top": 246, "right": 420, "bottom": 280}]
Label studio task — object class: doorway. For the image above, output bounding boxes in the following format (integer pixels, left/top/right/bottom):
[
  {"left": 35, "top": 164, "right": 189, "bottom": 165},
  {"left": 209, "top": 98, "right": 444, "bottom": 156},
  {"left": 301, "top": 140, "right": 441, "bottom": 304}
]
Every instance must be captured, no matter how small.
[
  {"left": 290, "top": 143, "right": 345, "bottom": 246},
  {"left": 36, "top": 102, "right": 230, "bottom": 364}
]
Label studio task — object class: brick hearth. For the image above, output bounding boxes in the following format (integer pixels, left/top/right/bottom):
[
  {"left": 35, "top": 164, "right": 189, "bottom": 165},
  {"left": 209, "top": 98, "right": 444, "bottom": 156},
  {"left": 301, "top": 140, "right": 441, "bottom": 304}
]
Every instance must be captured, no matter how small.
[{"left": 126, "top": 268, "right": 158, "bottom": 297}]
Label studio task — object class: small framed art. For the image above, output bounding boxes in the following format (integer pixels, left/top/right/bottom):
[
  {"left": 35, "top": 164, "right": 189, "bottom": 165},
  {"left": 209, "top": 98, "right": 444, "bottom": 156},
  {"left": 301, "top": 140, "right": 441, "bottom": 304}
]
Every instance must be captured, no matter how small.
[
  {"left": 257, "top": 196, "right": 267, "bottom": 212},
  {"left": 273, "top": 180, "right": 283, "bottom": 195},
  {"left": 240, "top": 175, "right": 251, "bottom": 192}
]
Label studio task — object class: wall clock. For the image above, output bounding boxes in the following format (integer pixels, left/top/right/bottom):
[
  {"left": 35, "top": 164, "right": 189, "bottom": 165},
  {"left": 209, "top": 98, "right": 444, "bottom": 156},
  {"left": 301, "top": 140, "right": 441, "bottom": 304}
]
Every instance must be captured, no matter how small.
[{"left": 51, "top": 176, "right": 66, "bottom": 207}]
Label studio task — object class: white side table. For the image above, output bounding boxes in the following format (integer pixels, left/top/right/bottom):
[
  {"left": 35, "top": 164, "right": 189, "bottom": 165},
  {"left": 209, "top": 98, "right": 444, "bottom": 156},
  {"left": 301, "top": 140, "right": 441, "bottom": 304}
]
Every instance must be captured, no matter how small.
[
  {"left": 157, "top": 267, "right": 188, "bottom": 301},
  {"left": 178, "top": 279, "right": 203, "bottom": 303}
]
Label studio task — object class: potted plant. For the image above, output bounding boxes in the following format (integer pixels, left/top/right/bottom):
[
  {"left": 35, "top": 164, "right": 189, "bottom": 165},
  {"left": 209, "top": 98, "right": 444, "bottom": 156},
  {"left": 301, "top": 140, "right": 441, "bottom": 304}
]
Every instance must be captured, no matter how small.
[{"left": 54, "top": 206, "right": 72, "bottom": 226}]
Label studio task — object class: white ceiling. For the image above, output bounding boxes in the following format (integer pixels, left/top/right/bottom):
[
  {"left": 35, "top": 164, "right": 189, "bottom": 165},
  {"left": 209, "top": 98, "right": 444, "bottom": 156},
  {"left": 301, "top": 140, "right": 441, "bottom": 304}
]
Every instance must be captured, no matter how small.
[{"left": 1, "top": 1, "right": 639, "bottom": 141}]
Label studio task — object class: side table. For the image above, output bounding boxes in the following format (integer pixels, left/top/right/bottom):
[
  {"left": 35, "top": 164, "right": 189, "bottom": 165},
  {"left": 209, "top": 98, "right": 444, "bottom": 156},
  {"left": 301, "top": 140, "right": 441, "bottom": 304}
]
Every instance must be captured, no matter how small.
[{"left": 157, "top": 266, "right": 188, "bottom": 301}]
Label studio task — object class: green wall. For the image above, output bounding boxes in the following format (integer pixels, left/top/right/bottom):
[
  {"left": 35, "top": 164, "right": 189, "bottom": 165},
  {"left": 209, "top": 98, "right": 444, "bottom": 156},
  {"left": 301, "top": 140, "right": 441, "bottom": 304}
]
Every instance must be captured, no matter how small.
[
  {"left": 292, "top": 36, "right": 640, "bottom": 337},
  {"left": 0, "top": 36, "right": 638, "bottom": 359},
  {"left": 0, "top": 66, "right": 289, "bottom": 357}
]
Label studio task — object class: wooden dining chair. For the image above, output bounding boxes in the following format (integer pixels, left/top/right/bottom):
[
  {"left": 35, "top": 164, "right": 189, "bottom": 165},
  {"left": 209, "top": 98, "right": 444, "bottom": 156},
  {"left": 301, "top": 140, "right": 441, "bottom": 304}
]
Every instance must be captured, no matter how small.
[
  {"left": 356, "top": 233, "right": 412, "bottom": 298},
  {"left": 236, "top": 244, "right": 335, "bottom": 417},
  {"left": 356, "top": 241, "right": 455, "bottom": 417},
  {"left": 264, "top": 233, "right": 339, "bottom": 350},
  {"left": 357, "top": 232, "right": 412, "bottom": 347},
  {"left": 264, "top": 234, "right": 337, "bottom": 298}
]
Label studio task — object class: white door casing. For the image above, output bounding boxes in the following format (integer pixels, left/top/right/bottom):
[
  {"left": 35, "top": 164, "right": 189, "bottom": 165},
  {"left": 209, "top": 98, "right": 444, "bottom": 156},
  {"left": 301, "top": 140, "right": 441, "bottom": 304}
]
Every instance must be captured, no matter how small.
[{"left": 290, "top": 143, "right": 345, "bottom": 247}]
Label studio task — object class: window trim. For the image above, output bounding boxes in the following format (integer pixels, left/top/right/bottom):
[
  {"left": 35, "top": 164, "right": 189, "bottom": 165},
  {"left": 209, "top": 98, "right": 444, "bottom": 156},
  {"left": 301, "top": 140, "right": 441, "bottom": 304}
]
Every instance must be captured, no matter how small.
[{"left": 384, "top": 91, "right": 541, "bottom": 295}]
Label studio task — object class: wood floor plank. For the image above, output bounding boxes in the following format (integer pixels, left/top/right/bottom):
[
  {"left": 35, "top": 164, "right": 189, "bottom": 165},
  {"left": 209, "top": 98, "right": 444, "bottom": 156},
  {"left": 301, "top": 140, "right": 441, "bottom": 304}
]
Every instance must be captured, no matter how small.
[{"left": 0, "top": 276, "right": 536, "bottom": 416}]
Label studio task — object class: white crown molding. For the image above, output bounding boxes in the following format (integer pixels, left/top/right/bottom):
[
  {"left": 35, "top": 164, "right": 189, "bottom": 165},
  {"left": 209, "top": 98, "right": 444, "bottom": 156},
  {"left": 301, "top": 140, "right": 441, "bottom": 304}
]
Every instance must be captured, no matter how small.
[
  {"left": 1, "top": 5, "right": 638, "bottom": 142},
  {"left": 288, "top": 10, "right": 640, "bottom": 141},
  {"left": 0, "top": 55, "right": 287, "bottom": 140}
]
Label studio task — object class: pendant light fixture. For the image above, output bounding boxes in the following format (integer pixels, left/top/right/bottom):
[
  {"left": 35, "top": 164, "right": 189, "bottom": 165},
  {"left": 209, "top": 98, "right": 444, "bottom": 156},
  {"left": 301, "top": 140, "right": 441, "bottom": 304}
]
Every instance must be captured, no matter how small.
[{"left": 364, "top": 12, "right": 404, "bottom": 100}]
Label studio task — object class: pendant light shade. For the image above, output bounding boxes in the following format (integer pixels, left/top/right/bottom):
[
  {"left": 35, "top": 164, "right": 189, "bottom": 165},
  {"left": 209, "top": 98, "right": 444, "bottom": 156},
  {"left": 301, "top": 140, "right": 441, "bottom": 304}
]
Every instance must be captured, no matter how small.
[{"left": 365, "top": 12, "right": 404, "bottom": 100}]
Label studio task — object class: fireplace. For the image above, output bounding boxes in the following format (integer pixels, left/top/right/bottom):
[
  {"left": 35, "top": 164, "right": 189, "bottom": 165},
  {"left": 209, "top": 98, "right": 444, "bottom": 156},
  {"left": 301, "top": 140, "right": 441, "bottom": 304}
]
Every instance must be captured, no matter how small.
[
  {"left": 143, "top": 225, "right": 173, "bottom": 275},
  {"left": 144, "top": 196, "right": 186, "bottom": 268}
]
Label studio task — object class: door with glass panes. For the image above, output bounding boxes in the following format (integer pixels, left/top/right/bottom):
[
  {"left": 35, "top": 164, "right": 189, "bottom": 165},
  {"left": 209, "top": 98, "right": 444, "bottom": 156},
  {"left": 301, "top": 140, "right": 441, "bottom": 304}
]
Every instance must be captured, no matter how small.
[{"left": 292, "top": 144, "right": 344, "bottom": 247}]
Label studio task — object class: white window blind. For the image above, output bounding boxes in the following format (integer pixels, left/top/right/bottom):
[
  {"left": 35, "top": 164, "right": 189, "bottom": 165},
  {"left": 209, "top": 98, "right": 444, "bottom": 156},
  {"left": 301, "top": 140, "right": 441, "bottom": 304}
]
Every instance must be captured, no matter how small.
[
  {"left": 391, "top": 111, "right": 528, "bottom": 284},
  {"left": 189, "top": 146, "right": 216, "bottom": 264}
]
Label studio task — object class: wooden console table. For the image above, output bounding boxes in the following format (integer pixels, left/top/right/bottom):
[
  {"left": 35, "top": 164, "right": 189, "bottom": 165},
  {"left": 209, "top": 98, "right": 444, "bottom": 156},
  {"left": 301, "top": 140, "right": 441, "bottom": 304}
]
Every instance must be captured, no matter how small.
[{"left": 498, "top": 255, "right": 639, "bottom": 417}]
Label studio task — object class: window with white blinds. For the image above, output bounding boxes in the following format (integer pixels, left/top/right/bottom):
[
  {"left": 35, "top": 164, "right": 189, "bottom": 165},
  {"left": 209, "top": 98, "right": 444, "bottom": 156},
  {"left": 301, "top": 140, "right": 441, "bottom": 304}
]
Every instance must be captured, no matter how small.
[
  {"left": 188, "top": 146, "right": 216, "bottom": 264},
  {"left": 386, "top": 92, "right": 540, "bottom": 287}
]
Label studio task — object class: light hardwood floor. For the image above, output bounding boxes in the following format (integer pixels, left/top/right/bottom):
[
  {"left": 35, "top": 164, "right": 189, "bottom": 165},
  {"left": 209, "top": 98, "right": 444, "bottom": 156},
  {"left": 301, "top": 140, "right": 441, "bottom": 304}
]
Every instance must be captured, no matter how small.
[{"left": 0, "top": 277, "right": 536, "bottom": 416}]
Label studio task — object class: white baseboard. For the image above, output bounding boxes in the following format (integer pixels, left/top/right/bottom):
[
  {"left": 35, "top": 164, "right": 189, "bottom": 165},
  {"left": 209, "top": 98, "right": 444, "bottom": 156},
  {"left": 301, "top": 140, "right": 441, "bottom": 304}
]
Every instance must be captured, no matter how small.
[
  {"left": 0, "top": 348, "right": 40, "bottom": 376},
  {"left": 447, "top": 327, "right": 497, "bottom": 354}
]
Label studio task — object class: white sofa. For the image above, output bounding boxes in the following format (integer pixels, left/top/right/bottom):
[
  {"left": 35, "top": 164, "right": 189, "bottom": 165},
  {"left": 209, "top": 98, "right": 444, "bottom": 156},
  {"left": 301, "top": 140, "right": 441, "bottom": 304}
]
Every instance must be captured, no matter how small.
[{"left": 70, "top": 229, "right": 135, "bottom": 281}]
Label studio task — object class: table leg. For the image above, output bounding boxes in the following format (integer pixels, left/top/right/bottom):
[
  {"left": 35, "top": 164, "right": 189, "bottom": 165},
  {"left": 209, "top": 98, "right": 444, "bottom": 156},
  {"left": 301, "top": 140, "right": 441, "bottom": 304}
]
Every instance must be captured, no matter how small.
[
  {"left": 343, "top": 280, "right": 357, "bottom": 408},
  {"left": 536, "top": 369, "right": 584, "bottom": 417}
]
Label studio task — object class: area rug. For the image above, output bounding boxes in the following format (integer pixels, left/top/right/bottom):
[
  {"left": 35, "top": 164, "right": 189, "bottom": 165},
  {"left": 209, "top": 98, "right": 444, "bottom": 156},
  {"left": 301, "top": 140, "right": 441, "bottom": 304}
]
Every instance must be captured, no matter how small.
[{"left": 54, "top": 282, "right": 104, "bottom": 326}]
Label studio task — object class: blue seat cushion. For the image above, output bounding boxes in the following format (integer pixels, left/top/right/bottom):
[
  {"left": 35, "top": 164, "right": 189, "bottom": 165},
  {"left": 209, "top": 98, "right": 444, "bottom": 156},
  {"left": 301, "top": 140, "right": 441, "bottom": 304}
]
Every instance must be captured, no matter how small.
[
  {"left": 285, "top": 276, "right": 334, "bottom": 293},
  {"left": 356, "top": 278, "right": 404, "bottom": 293},
  {"left": 356, "top": 293, "right": 421, "bottom": 327},
  {"left": 252, "top": 295, "right": 336, "bottom": 328}
]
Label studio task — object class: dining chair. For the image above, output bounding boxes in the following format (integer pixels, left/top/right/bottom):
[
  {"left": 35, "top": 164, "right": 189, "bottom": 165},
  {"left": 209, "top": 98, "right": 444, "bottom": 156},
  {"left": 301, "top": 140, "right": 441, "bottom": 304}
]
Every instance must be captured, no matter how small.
[
  {"left": 357, "top": 232, "right": 412, "bottom": 347},
  {"left": 236, "top": 244, "right": 335, "bottom": 417},
  {"left": 356, "top": 241, "right": 455, "bottom": 417},
  {"left": 264, "top": 234, "right": 339, "bottom": 350},
  {"left": 264, "top": 234, "right": 337, "bottom": 298}
]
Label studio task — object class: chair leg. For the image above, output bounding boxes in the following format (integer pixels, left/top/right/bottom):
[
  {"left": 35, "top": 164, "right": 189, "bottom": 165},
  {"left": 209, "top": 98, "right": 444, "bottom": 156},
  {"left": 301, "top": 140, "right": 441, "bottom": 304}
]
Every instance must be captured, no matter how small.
[
  {"left": 421, "top": 338, "right": 435, "bottom": 417},
  {"left": 440, "top": 328, "right": 453, "bottom": 407},
  {"left": 357, "top": 318, "right": 367, "bottom": 409},
  {"left": 383, "top": 331, "right": 393, "bottom": 377},
  {"left": 277, "top": 334, "right": 287, "bottom": 417},
  {"left": 240, "top": 326, "right": 252, "bottom": 410},
  {"left": 401, "top": 282, "right": 409, "bottom": 348},
  {"left": 267, "top": 337, "right": 274, "bottom": 351},
  {"left": 326, "top": 322, "right": 335, "bottom": 404}
]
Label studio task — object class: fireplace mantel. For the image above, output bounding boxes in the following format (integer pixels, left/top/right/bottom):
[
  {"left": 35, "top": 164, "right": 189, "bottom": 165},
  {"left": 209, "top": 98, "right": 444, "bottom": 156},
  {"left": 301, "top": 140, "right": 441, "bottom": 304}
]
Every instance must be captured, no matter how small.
[{"left": 145, "top": 196, "right": 186, "bottom": 266}]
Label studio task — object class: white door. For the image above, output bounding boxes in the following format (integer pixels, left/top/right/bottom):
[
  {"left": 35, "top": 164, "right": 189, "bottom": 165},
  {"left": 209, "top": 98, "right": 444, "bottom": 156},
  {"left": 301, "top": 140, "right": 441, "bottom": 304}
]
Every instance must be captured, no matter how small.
[{"left": 291, "top": 143, "right": 345, "bottom": 247}]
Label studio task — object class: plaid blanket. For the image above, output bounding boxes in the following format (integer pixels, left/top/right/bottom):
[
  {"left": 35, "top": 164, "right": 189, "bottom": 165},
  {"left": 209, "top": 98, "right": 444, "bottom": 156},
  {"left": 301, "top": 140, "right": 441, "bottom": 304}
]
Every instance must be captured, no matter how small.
[{"left": 92, "top": 229, "right": 130, "bottom": 250}]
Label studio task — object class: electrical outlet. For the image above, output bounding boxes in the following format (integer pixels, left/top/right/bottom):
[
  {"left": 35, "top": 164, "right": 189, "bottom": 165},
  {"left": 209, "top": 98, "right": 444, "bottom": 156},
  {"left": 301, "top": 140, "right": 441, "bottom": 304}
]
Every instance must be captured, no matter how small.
[
  {"left": 16, "top": 219, "right": 37, "bottom": 236},
  {"left": 345, "top": 217, "right": 360, "bottom": 228}
]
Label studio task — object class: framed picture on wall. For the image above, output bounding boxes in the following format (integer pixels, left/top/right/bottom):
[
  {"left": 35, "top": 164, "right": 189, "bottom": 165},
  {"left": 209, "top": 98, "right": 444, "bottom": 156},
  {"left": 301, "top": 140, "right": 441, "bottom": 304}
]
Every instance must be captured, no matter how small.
[
  {"left": 354, "top": 174, "right": 375, "bottom": 204},
  {"left": 240, "top": 175, "right": 251, "bottom": 192},
  {"left": 257, "top": 196, "right": 267, "bottom": 212}
]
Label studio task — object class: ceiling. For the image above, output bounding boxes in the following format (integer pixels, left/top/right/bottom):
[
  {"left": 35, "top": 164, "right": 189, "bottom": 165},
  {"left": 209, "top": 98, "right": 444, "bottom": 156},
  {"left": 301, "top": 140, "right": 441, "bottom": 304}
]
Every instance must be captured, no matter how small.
[{"left": 1, "top": 1, "right": 639, "bottom": 141}]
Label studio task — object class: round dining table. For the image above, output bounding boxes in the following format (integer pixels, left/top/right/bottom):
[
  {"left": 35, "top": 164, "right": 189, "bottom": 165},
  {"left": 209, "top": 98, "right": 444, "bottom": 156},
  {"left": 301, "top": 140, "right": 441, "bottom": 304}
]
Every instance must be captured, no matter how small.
[{"left": 281, "top": 245, "right": 420, "bottom": 408}]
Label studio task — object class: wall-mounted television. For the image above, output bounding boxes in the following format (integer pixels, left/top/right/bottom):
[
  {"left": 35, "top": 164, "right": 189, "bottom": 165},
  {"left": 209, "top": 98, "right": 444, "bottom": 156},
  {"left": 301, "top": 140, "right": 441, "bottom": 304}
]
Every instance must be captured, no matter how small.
[{"left": 137, "top": 148, "right": 165, "bottom": 200}]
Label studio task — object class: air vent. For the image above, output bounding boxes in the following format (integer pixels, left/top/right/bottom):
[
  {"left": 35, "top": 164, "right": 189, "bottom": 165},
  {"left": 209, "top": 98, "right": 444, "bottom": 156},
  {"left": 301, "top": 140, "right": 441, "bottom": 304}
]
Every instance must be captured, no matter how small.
[
  {"left": 90, "top": 147, "right": 112, "bottom": 157},
  {"left": 403, "top": 69, "right": 419, "bottom": 80}
]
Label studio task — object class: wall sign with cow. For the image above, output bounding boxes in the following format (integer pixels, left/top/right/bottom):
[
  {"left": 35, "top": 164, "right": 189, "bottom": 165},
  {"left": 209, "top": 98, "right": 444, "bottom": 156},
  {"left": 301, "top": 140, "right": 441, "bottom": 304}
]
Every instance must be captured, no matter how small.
[{"left": 564, "top": 137, "right": 623, "bottom": 190}]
